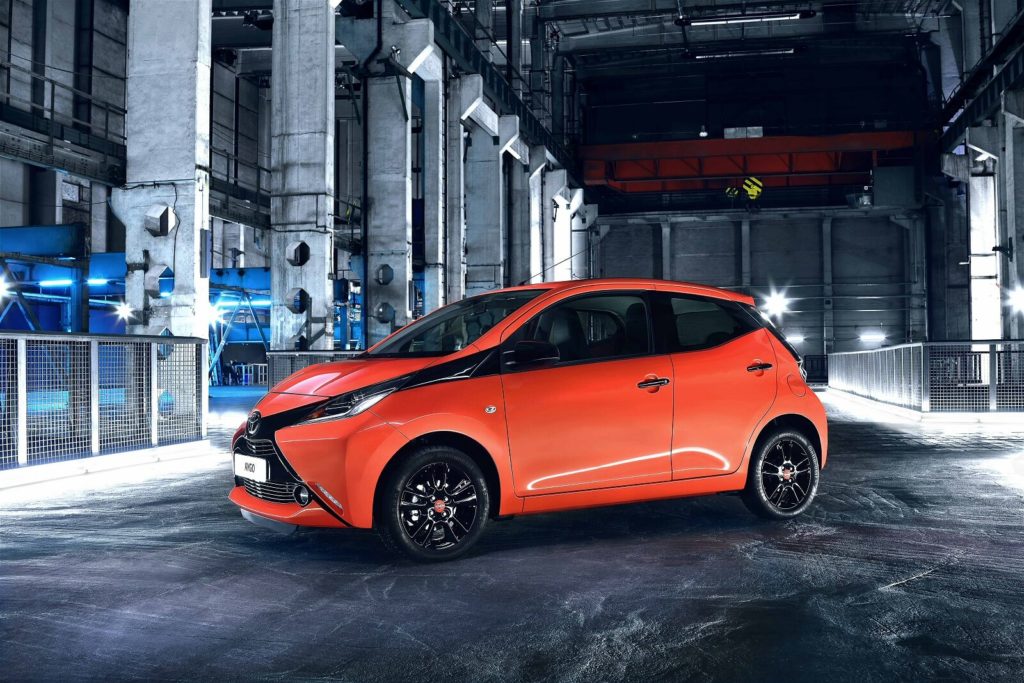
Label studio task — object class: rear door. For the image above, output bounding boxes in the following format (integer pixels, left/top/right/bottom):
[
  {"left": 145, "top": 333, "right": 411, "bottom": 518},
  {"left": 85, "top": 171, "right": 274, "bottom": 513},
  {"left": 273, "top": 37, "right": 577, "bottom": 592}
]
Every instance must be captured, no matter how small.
[
  {"left": 500, "top": 291, "right": 675, "bottom": 495},
  {"left": 653, "top": 293, "right": 778, "bottom": 480}
]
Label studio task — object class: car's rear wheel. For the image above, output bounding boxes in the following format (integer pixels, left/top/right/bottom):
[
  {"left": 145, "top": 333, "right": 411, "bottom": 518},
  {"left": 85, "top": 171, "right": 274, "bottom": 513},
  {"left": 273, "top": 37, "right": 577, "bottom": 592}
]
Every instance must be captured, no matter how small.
[
  {"left": 376, "top": 446, "right": 490, "bottom": 562},
  {"left": 742, "top": 429, "right": 820, "bottom": 519}
]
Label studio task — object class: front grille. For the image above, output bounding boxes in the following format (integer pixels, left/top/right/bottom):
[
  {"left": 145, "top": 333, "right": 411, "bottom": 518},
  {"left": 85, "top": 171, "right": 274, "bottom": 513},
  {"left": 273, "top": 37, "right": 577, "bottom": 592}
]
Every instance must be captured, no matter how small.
[
  {"left": 236, "top": 437, "right": 277, "bottom": 458},
  {"left": 241, "top": 478, "right": 298, "bottom": 504}
]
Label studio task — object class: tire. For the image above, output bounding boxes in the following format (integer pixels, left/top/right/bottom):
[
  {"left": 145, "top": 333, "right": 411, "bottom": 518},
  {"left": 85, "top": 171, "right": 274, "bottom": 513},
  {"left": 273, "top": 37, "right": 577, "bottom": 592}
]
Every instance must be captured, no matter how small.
[
  {"left": 742, "top": 429, "right": 820, "bottom": 520},
  {"left": 375, "top": 446, "right": 490, "bottom": 562}
]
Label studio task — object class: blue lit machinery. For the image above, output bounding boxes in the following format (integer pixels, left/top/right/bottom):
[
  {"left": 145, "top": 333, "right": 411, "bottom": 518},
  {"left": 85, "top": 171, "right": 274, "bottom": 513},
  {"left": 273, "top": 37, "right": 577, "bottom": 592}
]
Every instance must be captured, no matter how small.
[
  {"left": 0, "top": 224, "right": 366, "bottom": 365},
  {"left": 0, "top": 223, "right": 130, "bottom": 333}
]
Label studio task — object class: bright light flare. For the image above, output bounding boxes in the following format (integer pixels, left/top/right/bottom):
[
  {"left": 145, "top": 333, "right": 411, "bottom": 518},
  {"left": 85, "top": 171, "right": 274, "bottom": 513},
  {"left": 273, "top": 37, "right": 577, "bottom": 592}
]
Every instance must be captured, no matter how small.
[
  {"left": 762, "top": 291, "right": 790, "bottom": 318},
  {"left": 201, "top": 301, "right": 225, "bottom": 327},
  {"left": 115, "top": 302, "right": 133, "bottom": 321},
  {"left": 1007, "top": 287, "right": 1024, "bottom": 314},
  {"left": 859, "top": 331, "right": 887, "bottom": 344},
  {"left": 786, "top": 333, "right": 805, "bottom": 344},
  {"left": 0, "top": 278, "right": 8, "bottom": 299}
]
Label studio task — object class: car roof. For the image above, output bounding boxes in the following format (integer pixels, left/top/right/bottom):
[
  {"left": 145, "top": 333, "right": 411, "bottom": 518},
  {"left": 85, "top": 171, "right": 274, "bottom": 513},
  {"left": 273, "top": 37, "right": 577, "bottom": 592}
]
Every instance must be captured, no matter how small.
[{"left": 497, "top": 278, "right": 755, "bottom": 306}]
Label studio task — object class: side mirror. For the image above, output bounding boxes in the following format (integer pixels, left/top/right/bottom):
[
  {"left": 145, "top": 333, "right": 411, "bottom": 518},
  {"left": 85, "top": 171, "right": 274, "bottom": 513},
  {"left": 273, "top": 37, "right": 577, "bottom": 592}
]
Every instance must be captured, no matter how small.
[{"left": 510, "top": 340, "right": 560, "bottom": 368}]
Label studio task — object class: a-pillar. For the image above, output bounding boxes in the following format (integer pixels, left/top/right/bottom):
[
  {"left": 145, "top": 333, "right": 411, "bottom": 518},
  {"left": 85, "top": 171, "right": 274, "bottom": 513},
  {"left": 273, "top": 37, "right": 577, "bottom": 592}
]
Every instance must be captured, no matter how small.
[
  {"left": 111, "top": 0, "right": 210, "bottom": 339},
  {"left": 269, "top": 0, "right": 335, "bottom": 350},
  {"left": 364, "top": 18, "right": 434, "bottom": 343}
]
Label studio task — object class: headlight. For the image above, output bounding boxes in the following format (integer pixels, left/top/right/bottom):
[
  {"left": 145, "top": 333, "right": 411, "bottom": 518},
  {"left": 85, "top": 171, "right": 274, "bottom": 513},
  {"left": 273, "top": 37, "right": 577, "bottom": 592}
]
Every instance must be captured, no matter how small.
[{"left": 299, "top": 375, "right": 410, "bottom": 425}]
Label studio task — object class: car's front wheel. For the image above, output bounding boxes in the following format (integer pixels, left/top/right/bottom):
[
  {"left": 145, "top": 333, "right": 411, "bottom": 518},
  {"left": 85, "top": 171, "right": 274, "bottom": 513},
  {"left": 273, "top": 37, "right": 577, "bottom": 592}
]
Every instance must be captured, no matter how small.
[
  {"left": 742, "top": 429, "right": 820, "bottom": 519},
  {"left": 376, "top": 446, "right": 490, "bottom": 561}
]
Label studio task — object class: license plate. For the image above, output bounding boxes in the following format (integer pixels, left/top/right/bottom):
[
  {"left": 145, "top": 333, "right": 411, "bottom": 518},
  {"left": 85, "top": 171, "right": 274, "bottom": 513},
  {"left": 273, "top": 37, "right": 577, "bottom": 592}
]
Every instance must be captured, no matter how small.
[{"left": 234, "top": 454, "right": 268, "bottom": 482}]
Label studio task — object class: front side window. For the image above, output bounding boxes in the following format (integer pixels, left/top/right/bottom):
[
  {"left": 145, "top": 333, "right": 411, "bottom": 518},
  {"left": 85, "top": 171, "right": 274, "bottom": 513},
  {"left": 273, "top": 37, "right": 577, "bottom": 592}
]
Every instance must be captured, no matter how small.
[
  {"left": 655, "top": 294, "right": 760, "bottom": 353},
  {"left": 508, "top": 293, "right": 651, "bottom": 365},
  {"left": 368, "top": 290, "right": 545, "bottom": 357}
]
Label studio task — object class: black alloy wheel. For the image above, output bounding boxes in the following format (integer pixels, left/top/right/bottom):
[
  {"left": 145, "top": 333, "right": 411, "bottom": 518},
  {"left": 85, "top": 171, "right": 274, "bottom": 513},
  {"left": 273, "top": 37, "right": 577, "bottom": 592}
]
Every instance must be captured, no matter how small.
[
  {"left": 743, "top": 429, "right": 820, "bottom": 519},
  {"left": 377, "top": 446, "right": 490, "bottom": 561}
]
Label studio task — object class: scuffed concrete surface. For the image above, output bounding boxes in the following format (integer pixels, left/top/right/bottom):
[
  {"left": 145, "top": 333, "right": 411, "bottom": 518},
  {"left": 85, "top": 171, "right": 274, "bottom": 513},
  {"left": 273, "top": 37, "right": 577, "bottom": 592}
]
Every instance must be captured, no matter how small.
[{"left": 2, "top": 391, "right": 1023, "bottom": 681}]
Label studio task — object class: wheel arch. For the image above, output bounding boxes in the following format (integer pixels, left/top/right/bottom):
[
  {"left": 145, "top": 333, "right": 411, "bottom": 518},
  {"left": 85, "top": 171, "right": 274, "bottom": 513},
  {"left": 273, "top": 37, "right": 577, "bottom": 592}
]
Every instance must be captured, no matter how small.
[
  {"left": 753, "top": 414, "right": 822, "bottom": 465},
  {"left": 373, "top": 431, "right": 503, "bottom": 523}
]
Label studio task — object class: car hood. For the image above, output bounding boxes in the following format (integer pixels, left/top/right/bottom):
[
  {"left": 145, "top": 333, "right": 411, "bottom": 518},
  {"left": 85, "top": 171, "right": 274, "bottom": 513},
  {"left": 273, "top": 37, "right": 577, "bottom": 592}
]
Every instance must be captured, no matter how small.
[{"left": 269, "top": 356, "right": 440, "bottom": 397}]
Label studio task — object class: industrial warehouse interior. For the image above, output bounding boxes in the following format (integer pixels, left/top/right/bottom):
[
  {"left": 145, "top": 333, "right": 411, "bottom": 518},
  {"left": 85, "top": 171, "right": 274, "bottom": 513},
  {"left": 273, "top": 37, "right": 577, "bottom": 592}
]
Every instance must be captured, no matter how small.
[{"left": 1, "top": 0, "right": 1024, "bottom": 680}]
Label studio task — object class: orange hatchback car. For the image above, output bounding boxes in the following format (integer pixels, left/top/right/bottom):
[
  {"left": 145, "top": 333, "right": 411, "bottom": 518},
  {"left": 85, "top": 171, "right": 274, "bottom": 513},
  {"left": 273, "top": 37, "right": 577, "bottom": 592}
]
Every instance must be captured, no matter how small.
[{"left": 230, "top": 279, "right": 828, "bottom": 561}]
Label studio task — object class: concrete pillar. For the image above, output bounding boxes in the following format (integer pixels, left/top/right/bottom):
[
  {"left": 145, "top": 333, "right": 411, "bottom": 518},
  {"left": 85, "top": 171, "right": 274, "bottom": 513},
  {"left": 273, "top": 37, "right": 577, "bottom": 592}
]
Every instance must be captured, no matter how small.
[
  {"left": 529, "top": 13, "right": 546, "bottom": 122},
  {"left": 445, "top": 82, "right": 469, "bottom": 303},
  {"left": 525, "top": 149, "right": 546, "bottom": 284},
  {"left": 1002, "top": 91, "right": 1024, "bottom": 339},
  {"left": 475, "top": 0, "right": 493, "bottom": 59},
  {"left": 551, "top": 55, "right": 565, "bottom": 142},
  {"left": 90, "top": 183, "right": 107, "bottom": 253},
  {"left": 363, "top": 18, "right": 434, "bottom": 343},
  {"left": 568, "top": 190, "right": 587, "bottom": 279},
  {"left": 822, "top": 217, "right": 834, "bottom": 355},
  {"left": 365, "top": 73, "right": 412, "bottom": 342},
  {"left": 506, "top": 0, "right": 523, "bottom": 95},
  {"left": 741, "top": 218, "right": 757, "bottom": 290},
  {"left": 43, "top": 0, "right": 76, "bottom": 119},
  {"left": 111, "top": 0, "right": 210, "bottom": 338},
  {"left": 660, "top": 222, "right": 672, "bottom": 280},
  {"left": 420, "top": 55, "right": 445, "bottom": 313},
  {"left": 269, "top": 0, "right": 335, "bottom": 350},
  {"left": 542, "top": 168, "right": 567, "bottom": 281},
  {"left": 464, "top": 120, "right": 504, "bottom": 295},
  {"left": 509, "top": 163, "right": 532, "bottom": 286}
]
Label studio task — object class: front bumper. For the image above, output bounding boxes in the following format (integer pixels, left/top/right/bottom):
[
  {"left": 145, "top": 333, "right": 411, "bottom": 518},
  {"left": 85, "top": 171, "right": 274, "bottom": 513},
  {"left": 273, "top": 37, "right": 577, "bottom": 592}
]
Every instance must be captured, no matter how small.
[{"left": 229, "top": 485, "right": 348, "bottom": 529}]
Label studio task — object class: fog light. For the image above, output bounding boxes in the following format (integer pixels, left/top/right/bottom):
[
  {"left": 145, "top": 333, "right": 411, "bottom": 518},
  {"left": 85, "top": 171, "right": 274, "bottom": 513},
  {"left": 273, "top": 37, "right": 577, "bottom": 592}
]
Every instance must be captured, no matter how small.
[{"left": 294, "top": 485, "right": 311, "bottom": 507}]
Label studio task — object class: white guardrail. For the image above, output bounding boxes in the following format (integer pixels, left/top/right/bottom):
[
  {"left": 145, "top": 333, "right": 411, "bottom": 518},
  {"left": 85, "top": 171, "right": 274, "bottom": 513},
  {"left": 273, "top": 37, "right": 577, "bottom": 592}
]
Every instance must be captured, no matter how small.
[
  {"left": 0, "top": 332, "right": 207, "bottom": 469},
  {"left": 829, "top": 341, "right": 1024, "bottom": 413}
]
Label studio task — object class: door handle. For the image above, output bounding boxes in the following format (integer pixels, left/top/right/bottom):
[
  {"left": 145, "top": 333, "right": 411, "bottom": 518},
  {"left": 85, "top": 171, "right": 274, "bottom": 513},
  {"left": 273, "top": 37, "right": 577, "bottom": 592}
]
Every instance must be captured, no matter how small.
[
  {"left": 746, "top": 362, "right": 773, "bottom": 372},
  {"left": 637, "top": 377, "right": 671, "bottom": 389}
]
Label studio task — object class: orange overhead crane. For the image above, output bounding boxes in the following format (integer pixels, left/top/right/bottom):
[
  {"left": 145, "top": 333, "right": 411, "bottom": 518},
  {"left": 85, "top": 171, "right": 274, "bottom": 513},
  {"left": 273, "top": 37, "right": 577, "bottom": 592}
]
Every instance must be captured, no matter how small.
[{"left": 580, "top": 131, "right": 927, "bottom": 193}]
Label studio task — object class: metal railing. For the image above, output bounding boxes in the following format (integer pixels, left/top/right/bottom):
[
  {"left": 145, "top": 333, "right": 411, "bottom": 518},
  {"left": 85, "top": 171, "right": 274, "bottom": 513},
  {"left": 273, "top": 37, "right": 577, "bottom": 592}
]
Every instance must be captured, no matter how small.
[
  {"left": 267, "top": 350, "right": 360, "bottom": 388},
  {"left": 0, "top": 333, "right": 207, "bottom": 469},
  {"left": 829, "top": 341, "right": 1024, "bottom": 412},
  {"left": 0, "top": 57, "right": 126, "bottom": 150}
]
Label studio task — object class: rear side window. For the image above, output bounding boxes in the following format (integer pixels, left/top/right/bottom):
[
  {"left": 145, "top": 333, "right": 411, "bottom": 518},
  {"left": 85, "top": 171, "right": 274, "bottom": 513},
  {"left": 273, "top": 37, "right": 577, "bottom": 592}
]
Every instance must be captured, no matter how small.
[
  {"left": 654, "top": 293, "right": 760, "bottom": 353},
  {"left": 741, "top": 304, "right": 802, "bottom": 363}
]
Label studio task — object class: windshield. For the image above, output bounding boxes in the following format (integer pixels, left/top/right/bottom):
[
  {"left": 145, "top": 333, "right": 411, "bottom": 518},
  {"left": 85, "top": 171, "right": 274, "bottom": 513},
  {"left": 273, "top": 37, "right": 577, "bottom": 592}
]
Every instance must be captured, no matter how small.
[{"left": 368, "top": 290, "right": 546, "bottom": 357}]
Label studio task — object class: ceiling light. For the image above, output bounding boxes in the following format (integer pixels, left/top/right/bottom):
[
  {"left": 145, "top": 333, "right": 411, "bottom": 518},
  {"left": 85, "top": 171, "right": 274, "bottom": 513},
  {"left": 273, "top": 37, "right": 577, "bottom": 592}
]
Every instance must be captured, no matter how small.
[
  {"left": 0, "top": 278, "right": 8, "bottom": 299},
  {"left": 786, "top": 333, "right": 805, "bottom": 344},
  {"left": 87, "top": 278, "right": 109, "bottom": 286},
  {"left": 676, "top": 10, "right": 815, "bottom": 28},
  {"left": 115, "top": 302, "right": 133, "bottom": 321},
  {"left": 693, "top": 48, "right": 797, "bottom": 60},
  {"left": 762, "top": 291, "right": 790, "bottom": 318},
  {"left": 38, "top": 279, "right": 74, "bottom": 287},
  {"left": 699, "top": 125, "right": 709, "bottom": 138},
  {"left": 859, "top": 331, "right": 886, "bottom": 344},
  {"left": 1007, "top": 287, "right": 1024, "bottom": 314}
]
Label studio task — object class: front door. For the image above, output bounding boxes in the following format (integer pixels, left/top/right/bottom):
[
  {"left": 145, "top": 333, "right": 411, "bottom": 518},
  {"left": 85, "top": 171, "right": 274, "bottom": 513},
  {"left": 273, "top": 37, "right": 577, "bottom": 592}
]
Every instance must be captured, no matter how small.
[{"left": 500, "top": 292, "right": 674, "bottom": 495}]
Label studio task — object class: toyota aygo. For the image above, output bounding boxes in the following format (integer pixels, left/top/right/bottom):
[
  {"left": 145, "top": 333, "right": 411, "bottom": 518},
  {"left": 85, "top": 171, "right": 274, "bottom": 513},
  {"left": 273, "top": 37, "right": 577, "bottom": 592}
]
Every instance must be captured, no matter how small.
[{"left": 230, "top": 278, "right": 828, "bottom": 561}]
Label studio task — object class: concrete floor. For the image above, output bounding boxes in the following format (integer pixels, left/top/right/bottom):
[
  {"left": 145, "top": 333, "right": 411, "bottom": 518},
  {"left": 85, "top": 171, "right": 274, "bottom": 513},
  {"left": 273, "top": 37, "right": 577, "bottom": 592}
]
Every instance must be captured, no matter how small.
[{"left": 2, "top": 391, "right": 1023, "bottom": 681}]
